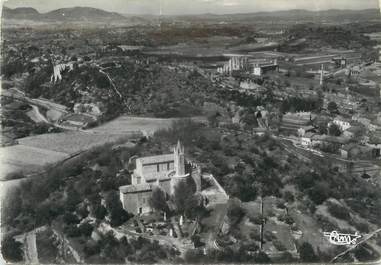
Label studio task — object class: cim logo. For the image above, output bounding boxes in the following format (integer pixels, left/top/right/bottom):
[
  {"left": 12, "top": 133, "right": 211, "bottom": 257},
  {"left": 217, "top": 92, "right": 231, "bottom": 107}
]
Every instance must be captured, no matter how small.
[{"left": 324, "top": 231, "right": 361, "bottom": 246}]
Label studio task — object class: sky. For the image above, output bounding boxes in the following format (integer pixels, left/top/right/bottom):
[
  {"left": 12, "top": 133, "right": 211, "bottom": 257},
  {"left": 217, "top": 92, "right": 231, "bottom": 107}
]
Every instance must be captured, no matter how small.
[{"left": 2, "top": 0, "right": 380, "bottom": 15}]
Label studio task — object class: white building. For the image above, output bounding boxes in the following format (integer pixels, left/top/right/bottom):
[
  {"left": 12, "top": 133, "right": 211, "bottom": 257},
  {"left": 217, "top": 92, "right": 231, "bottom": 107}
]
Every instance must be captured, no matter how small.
[{"left": 332, "top": 118, "right": 351, "bottom": 131}]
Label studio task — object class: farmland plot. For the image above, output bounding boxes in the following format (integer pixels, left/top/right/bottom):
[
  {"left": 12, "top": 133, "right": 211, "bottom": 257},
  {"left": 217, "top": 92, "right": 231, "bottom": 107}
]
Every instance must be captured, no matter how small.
[
  {"left": 87, "top": 115, "right": 177, "bottom": 136},
  {"left": 1, "top": 116, "right": 200, "bottom": 178},
  {"left": 17, "top": 131, "right": 129, "bottom": 154},
  {"left": 0, "top": 144, "right": 69, "bottom": 178}
]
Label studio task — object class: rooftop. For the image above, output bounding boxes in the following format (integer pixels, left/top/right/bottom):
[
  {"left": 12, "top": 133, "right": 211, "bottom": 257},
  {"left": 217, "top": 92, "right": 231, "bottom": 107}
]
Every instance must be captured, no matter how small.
[
  {"left": 119, "top": 183, "right": 152, "bottom": 193},
  {"left": 137, "top": 153, "right": 174, "bottom": 165}
]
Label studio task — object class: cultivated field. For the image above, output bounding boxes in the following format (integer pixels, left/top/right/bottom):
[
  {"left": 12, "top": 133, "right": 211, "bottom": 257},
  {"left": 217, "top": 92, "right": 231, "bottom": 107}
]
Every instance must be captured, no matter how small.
[
  {"left": 0, "top": 116, "right": 184, "bottom": 179},
  {"left": 0, "top": 144, "right": 69, "bottom": 178},
  {"left": 86, "top": 115, "right": 178, "bottom": 136},
  {"left": 17, "top": 131, "right": 130, "bottom": 154}
]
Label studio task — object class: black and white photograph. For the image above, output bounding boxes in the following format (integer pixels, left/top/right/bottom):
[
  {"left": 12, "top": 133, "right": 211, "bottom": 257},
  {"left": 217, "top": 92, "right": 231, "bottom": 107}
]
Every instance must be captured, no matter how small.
[{"left": 1, "top": 0, "right": 381, "bottom": 264}]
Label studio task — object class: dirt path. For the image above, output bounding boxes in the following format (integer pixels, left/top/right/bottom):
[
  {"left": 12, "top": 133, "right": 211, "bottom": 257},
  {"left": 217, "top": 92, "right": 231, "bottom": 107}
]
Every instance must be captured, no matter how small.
[
  {"left": 201, "top": 203, "right": 228, "bottom": 250},
  {"left": 25, "top": 231, "right": 38, "bottom": 264},
  {"left": 28, "top": 105, "right": 50, "bottom": 123}
]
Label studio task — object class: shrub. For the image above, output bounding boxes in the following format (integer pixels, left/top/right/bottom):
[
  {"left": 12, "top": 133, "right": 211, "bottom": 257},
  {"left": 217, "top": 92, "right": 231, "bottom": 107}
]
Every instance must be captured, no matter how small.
[
  {"left": 63, "top": 212, "right": 80, "bottom": 225},
  {"left": 353, "top": 222, "right": 370, "bottom": 233},
  {"left": 284, "top": 191, "right": 294, "bottom": 203},
  {"left": 273, "top": 240, "right": 287, "bottom": 251},
  {"left": 284, "top": 215, "right": 295, "bottom": 225},
  {"left": 249, "top": 216, "right": 263, "bottom": 225},
  {"left": 84, "top": 241, "right": 100, "bottom": 257},
  {"left": 1, "top": 236, "right": 23, "bottom": 262},
  {"left": 79, "top": 222, "right": 94, "bottom": 237},
  {"left": 299, "top": 242, "right": 318, "bottom": 262},
  {"left": 64, "top": 224, "right": 81, "bottom": 237},
  {"left": 253, "top": 251, "right": 271, "bottom": 263},
  {"left": 308, "top": 182, "right": 329, "bottom": 205},
  {"left": 227, "top": 199, "right": 245, "bottom": 225},
  {"left": 327, "top": 203, "right": 350, "bottom": 220}
]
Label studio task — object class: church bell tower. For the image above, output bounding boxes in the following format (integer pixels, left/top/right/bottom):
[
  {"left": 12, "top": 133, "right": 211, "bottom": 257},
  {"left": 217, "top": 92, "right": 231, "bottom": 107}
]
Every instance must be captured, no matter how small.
[{"left": 174, "top": 140, "right": 185, "bottom": 176}]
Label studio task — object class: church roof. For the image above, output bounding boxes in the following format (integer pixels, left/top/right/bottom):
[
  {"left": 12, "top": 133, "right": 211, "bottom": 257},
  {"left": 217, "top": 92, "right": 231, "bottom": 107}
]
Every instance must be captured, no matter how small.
[
  {"left": 136, "top": 153, "right": 174, "bottom": 165},
  {"left": 119, "top": 183, "right": 152, "bottom": 193}
]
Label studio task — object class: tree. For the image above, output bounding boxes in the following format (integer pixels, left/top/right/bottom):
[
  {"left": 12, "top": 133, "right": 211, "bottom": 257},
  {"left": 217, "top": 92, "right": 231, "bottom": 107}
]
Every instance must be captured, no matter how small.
[
  {"left": 327, "top": 203, "right": 350, "bottom": 220},
  {"left": 173, "top": 177, "right": 196, "bottom": 216},
  {"left": 64, "top": 224, "right": 81, "bottom": 237},
  {"left": 105, "top": 191, "right": 131, "bottom": 227},
  {"left": 84, "top": 241, "right": 100, "bottom": 257},
  {"left": 328, "top": 123, "right": 342, "bottom": 136},
  {"left": 1, "top": 237, "right": 23, "bottom": 262},
  {"left": 207, "top": 112, "right": 220, "bottom": 127},
  {"left": 79, "top": 222, "right": 94, "bottom": 237},
  {"left": 93, "top": 204, "right": 107, "bottom": 220},
  {"left": 227, "top": 198, "right": 245, "bottom": 225},
  {"left": 65, "top": 186, "right": 82, "bottom": 212},
  {"left": 316, "top": 120, "right": 328, "bottom": 135},
  {"left": 327, "top": 101, "right": 339, "bottom": 114},
  {"left": 308, "top": 182, "right": 330, "bottom": 205},
  {"left": 284, "top": 191, "right": 295, "bottom": 203},
  {"left": 184, "top": 249, "right": 203, "bottom": 263},
  {"left": 299, "top": 242, "right": 318, "bottom": 262},
  {"left": 63, "top": 212, "right": 80, "bottom": 225},
  {"left": 149, "top": 188, "right": 168, "bottom": 213},
  {"left": 253, "top": 251, "right": 271, "bottom": 263}
]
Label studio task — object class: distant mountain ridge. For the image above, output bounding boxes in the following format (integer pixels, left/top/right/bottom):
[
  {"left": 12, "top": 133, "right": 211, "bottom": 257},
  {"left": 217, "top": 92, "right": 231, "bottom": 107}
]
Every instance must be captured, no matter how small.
[
  {"left": 2, "top": 6, "right": 40, "bottom": 20},
  {"left": 3, "top": 6, "right": 380, "bottom": 22},
  {"left": 174, "top": 8, "right": 380, "bottom": 21},
  {"left": 2, "top": 6, "right": 126, "bottom": 21}
]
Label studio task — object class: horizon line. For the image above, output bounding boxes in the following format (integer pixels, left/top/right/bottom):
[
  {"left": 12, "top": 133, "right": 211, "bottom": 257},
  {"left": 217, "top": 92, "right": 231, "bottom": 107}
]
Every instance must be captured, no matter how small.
[{"left": 3, "top": 5, "right": 380, "bottom": 16}]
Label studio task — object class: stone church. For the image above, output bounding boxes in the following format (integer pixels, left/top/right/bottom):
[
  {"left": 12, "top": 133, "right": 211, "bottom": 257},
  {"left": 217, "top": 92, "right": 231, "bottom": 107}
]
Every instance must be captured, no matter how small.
[{"left": 119, "top": 141, "right": 200, "bottom": 215}]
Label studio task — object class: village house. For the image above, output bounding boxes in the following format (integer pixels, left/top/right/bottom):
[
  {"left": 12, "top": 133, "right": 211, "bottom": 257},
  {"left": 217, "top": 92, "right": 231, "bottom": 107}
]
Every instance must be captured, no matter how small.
[
  {"left": 73, "top": 103, "right": 103, "bottom": 116},
  {"left": 331, "top": 117, "right": 352, "bottom": 131},
  {"left": 239, "top": 80, "right": 267, "bottom": 94},
  {"left": 119, "top": 141, "right": 201, "bottom": 215},
  {"left": 352, "top": 115, "right": 379, "bottom": 132},
  {"left": 252, "top": 59, "right": 279, "bottom": 76},
  {"left": 281, "top": 112, "right": 315, "bottom": 135},
  {"left": 332, "top": 57, "right": 347, "bottom": 68},
  {"left": 305, "top": 135, "right": 351, "bottom": 153},
  {"left": 297, "top": 125, "right": 315, "bottom": 137},
  {"left": 300, "top": 132, "right": 316, "bottom": 147},
  {"left": 366, "top": 136, "right": 381, "bottom": 158}
]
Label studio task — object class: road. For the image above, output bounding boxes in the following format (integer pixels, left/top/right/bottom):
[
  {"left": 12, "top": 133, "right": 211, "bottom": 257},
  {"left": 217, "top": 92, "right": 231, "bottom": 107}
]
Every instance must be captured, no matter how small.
[
  {"left": 2, "top": 88, "right": 68, "bottom": 115},
  {"left": 277, "top": 136, "right": 380, "bottom": 172},
  {"left": 202, "top": 203, "right": 228, "bottom": 250},
  {"left": 199, "top": 178, "right": 229, "bottom": 251},
  {"left": 23, "top": 231, "right": 38, "bottom": 264},
  {"left": 29, "top": 105, "right": 50, "bottom": 123},
  {"left": 99, "top": 222, "right": 191, "bottom": 256}
]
